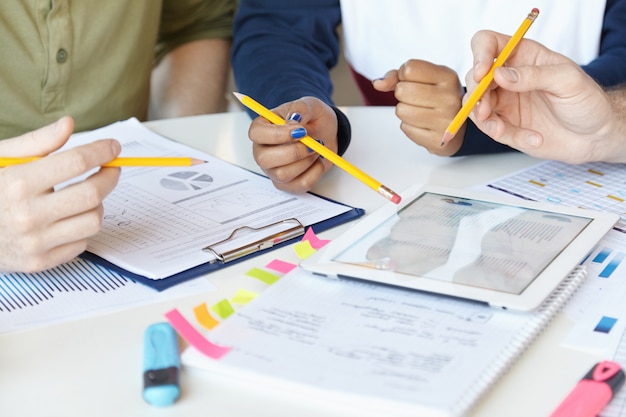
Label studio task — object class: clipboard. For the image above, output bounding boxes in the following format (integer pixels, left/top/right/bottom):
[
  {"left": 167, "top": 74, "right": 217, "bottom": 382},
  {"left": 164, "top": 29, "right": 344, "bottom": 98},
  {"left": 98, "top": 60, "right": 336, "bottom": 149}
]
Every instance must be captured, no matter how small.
[{"left": 81, "top": 202, "right": 364, "bottom": 291}]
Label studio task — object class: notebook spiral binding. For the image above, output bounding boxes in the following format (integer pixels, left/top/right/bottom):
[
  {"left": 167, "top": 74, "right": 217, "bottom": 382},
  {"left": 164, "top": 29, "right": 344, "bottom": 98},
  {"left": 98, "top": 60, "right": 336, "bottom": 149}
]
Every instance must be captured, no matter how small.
[{"left": 452, "top": 265, "right": 588, "bottom": 416}]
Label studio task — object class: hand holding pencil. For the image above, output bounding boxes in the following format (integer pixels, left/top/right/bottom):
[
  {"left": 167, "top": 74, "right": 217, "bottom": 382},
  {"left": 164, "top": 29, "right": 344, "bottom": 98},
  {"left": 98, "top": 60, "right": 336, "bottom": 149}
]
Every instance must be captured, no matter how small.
[
  {"left": 235, "top": 93, "right": 401, "bottom": 204},
  {"left": 441, "top": 8, "right": 540, "bottom": 146},
  {"left": 0, "top": 116, "right": 122, "bottom": 272}
]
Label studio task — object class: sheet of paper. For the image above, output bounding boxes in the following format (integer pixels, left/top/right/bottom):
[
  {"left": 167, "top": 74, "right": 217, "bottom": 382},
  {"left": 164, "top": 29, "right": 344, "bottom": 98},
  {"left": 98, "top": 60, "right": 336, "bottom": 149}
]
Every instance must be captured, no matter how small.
[
  {"left": 482, "top": 160, "right": 626, "bottom": 231},
  {"left": 182, "top": 268, "right": 559, "bottom": 417},
  {"left": 477, "top": 160, "right": 626, "bottom": 417},
  {"left": 61, "top": 118, "right": 351, "bottom": 279},
  {"left": 0, "top": 257, "right": 213, "bottom": 334}
]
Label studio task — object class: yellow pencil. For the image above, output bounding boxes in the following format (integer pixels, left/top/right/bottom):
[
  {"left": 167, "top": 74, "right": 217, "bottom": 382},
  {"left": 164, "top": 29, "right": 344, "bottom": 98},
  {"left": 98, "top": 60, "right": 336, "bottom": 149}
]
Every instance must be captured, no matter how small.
[
  {"left": 0, "top": 157, "right": 205, "bottom": 167},
  {"left": 441, "top": 8, "right": 540, "bottom": 146},
  {"left": 234, "top": 92, "right": 401, "bottom": 204}
]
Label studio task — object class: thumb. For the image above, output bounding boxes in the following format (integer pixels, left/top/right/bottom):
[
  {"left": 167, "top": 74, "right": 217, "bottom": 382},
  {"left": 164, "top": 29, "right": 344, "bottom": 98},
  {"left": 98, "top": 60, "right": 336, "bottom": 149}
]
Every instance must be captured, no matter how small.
[
  {"left": 0, "top": 116, "right": 75, "bottom": 157},
  {"left": 493, "top": 64, "right": 575, "bottom": 95},
  {"left": 372, "top": 70, "right": 399, "bottom": 92}
]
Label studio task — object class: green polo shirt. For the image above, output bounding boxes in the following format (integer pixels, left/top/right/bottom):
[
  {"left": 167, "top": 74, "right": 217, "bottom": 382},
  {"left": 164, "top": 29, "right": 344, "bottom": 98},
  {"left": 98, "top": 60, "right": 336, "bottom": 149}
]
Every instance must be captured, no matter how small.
[{"left": 0, "top": 0, "right": 235, "bottom": 139}]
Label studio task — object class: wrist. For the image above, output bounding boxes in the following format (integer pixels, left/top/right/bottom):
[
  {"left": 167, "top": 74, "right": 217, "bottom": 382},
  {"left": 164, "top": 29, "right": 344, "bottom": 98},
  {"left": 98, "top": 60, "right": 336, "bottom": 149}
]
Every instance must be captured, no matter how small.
[
  {"left": 601, "top": 88, "right": 626, "bottom": 162},
  {"left": 330, "top": 106, "right": 351, "bottom": 156}
]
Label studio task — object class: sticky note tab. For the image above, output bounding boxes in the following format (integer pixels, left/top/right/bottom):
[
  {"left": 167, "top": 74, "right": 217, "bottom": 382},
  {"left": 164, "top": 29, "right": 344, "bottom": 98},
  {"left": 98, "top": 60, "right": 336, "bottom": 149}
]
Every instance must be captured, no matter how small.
[
  {"left": 294, "top": 240, "right": 316, "bottom": 259},
  {"left": 193, "top": 303, "right": 220, "bottom": 330},
  {"left": 231, "top": 288, "right": 258, "bottom": 305},
  {"left": 266, "top": 259, "right": 297, "bottom": 274},
  {"left": 211, "top": 299, "right": 235, "bottom": 320},
  {"left": 164, "top": 309, "right": 230, "bottom": 359},
  {"left": 302, "top": 227, "right": 330, "bottom": 249},
  {"left": 246, "top": 267, "right": 280, "bottom": 285}
]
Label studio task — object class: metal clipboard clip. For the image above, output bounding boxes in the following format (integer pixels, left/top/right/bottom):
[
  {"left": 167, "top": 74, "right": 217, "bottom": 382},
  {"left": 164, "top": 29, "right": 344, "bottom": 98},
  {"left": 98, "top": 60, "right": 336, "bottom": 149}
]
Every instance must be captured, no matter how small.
[{"left": 202, "top": 218, "right": 305, "bottom": 263}]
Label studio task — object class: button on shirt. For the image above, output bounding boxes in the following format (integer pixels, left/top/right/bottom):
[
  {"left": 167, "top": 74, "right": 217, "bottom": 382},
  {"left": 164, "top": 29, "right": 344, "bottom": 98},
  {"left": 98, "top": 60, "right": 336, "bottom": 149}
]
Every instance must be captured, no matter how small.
[{"left": 0, "top": 0, "right": 235, "bottom": 139}]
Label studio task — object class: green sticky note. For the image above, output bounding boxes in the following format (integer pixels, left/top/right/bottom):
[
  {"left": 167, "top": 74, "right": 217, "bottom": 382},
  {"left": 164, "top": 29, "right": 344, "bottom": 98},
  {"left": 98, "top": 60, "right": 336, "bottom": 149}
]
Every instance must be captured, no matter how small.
[
  {"left": 246, "top": 267, "right": 280, "bottom": 285},
  {"left": 211, "top": 299, "right": 235, "bottom": 320}
]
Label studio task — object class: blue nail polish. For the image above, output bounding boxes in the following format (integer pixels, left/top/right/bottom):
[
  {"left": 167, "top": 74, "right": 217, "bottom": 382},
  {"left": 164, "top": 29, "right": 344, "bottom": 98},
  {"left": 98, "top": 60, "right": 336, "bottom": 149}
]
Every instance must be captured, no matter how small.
[
  {"left": 291, "top": 127, "right": 307, "bottom": 139},
  {"left": 287, "top": 112, "right": 302, "bottom": 123}
]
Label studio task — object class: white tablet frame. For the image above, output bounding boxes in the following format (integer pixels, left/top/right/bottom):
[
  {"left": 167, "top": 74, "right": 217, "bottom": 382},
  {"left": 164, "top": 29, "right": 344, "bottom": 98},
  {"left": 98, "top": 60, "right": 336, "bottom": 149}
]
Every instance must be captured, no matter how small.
[{"left": 301, "top": 184, "right": 619, "bottom": 310}]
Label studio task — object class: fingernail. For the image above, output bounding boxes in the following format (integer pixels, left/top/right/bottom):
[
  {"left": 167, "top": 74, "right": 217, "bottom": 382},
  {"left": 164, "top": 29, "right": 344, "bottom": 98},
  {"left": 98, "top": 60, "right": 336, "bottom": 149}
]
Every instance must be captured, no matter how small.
[
  {"left": 500, "top": 67, "right": 519, "bottom": 83},
  {"left": 291, "top": 127, "right": 307, "bottom": 139},
  {"left": 111, "top": 140, "right": 121, "bottom": 155},
  {"left": 308, "top": 139, "right": 325, "bottom": 157},
  {"left": 287, "top": 112, "right": 302, "bottom": 122},
  {"left": 524, "top": 133, "right": 541, "bottom": 148},
  {"left": 484, "top": 120, "right": 497, "bottom": 136}
]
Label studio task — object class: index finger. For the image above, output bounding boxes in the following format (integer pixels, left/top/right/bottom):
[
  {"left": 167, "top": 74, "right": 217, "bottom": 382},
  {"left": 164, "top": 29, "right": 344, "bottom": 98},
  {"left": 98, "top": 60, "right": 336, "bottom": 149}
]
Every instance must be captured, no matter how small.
[
  {"left": 470, "top": 30, "right": 512, "bottom": 82},
  {"left": 247, "top": 99, "right": 315, "bottom": 146},
  {"left": 13, "top": 139, "right": 122, "bottom": 193}
]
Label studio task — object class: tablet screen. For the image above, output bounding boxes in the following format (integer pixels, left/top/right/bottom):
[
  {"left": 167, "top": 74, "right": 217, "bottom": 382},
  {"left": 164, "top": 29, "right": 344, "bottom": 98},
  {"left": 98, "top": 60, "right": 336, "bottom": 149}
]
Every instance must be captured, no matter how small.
[{"left": 332, "top": 192, "right": 592, "bottom": 294}]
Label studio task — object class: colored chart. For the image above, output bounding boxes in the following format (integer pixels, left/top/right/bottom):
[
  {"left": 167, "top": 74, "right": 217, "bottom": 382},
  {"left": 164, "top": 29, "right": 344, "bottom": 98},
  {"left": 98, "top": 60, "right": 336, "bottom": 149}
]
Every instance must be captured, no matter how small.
[{"left": 487, "top": 160, "right": 626, "bottom": 230}]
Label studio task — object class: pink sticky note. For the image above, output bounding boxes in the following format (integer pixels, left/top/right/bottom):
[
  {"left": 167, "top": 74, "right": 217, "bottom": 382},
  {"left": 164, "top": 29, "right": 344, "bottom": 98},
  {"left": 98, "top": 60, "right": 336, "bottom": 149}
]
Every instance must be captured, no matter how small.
[
  {"left": 165, "top": 309, "right": 230, "bottom": 359},
  {"left": 302, "top": 227, "right": 330, "bottom": 250},
  {"left": 265, "top": 259, "right": 297, "bottom": 274}
]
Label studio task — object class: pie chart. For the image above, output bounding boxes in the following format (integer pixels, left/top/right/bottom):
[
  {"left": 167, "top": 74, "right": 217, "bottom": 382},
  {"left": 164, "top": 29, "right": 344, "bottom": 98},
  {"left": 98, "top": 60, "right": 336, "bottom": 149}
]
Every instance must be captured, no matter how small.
[{"left": 160, "top": 171, "right": 214, "bottom": 191}]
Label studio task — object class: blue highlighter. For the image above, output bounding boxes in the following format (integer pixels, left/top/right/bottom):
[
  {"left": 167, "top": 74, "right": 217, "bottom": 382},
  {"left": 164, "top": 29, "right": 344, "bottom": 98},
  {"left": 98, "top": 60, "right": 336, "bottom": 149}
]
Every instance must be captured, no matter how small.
[{"left": 143, "top": 322, "right": 180, "bottom": 407}]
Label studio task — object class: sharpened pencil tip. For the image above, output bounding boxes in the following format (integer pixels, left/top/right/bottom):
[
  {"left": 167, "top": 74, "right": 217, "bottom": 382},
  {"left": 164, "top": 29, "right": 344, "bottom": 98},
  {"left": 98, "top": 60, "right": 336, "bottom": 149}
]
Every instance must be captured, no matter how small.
[
  {"left": 232, "top": 92, "right": 244, "bottom": 101},
  {"left": 191, "top": 158, "right": 207, "bottom": 166},
  {"left": 441, "top": 131, "right": 454, "bottom": 146}
]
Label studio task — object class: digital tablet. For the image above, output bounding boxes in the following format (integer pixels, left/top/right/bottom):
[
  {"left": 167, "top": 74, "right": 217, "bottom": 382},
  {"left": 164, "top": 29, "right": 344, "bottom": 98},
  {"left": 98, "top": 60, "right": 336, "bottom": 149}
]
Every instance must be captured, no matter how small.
[{"left": 301, "top": 184, "right": 619, "bottom": 310}]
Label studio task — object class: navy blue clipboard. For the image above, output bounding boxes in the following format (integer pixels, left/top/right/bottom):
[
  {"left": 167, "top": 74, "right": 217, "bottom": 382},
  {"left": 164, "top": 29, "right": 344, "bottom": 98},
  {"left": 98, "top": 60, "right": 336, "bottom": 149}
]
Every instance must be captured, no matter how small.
[{"left": 80, "top": 200, "right": 364, "bottom": 291}]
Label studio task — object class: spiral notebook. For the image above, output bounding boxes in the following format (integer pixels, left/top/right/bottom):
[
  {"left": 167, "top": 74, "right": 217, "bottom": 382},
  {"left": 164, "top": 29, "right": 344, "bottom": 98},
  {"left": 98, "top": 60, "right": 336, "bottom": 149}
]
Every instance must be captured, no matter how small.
[{"left": 181, "top": 265, "right": 587, "bottom": 417}]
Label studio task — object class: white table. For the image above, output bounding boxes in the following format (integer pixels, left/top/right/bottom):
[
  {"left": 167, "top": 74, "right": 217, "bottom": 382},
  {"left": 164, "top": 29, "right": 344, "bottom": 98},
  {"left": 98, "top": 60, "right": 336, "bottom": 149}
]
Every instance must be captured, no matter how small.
[{"left": 0, "top": 108, "right": 601, "bottom": 416}]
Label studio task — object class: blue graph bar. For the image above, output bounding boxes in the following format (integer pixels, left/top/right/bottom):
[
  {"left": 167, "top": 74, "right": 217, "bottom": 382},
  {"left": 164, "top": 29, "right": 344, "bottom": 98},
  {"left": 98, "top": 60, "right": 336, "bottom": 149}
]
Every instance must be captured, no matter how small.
[
  {"left": 0, "top": 259, "right": 133, "bottom": 312},
  {"left": 594, "top": 316, "right": 618, "bottom": 334},
  {"left": 593, "top": 247, "right": 612, "bottom": 263},
  {"left": 599, "top": 252, "right": 625, "bottom": 278}
]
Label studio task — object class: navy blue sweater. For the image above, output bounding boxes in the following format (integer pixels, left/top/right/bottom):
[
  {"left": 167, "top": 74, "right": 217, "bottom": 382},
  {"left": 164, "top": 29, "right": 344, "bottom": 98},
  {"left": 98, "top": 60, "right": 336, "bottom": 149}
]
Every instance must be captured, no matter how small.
[{"left": 232, "top": 0, "right": 626, "bottom": 156}]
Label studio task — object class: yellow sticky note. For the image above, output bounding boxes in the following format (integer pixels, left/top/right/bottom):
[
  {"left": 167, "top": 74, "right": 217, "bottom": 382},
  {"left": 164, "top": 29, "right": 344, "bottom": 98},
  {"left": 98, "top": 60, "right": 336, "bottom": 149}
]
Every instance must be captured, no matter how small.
[
  {"left": 231, "top": 288, "right": 258, "bottom": 305},
  {"left": 294, "top": 240, "right": 316, "bottom": 259}
]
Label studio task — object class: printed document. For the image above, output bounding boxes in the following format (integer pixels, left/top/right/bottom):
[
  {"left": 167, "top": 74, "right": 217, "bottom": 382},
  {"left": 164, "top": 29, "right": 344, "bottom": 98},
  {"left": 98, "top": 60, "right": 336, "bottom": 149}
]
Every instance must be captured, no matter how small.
[{"left": 62, "top": 119, "right": 352, "bottom": 279}]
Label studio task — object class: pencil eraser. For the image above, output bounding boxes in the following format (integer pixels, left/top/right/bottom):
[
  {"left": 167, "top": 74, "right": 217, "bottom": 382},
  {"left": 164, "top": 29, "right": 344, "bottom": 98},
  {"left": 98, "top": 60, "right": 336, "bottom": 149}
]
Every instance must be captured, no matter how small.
[
  {"left": 391, "top": 194, "right": 402, "bottom": 204},
  {"left": 143, "top": 322, "right": 181, "bottom": 407}
]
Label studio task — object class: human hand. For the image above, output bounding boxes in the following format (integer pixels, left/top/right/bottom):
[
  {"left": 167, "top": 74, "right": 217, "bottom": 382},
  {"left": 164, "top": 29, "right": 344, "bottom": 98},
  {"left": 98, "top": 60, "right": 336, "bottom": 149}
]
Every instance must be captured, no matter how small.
[
  {"left": 373, "top": 59, "right": 466, "bottom": 156},
  {"left": 248, "top": 96, "right": 338, "bottom": 193},
  {"left": 0, "top": 117, "right": 121, "bottom": 272},
  {"left": 467, "top": 30, "right": 626, "bottom": 163}
]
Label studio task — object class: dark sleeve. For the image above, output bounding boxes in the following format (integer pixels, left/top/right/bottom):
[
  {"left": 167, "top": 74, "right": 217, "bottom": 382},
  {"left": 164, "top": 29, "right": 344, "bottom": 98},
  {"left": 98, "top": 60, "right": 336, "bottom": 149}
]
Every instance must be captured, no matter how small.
[
  {"left": 232, "top": 0, "right": 351, "bottom": 155},
  {"left": 455, "top": 0, "right": 626, "bottom": 156},
  {"left": 581, "top": 0, "right": 626, "bottom": 87}
]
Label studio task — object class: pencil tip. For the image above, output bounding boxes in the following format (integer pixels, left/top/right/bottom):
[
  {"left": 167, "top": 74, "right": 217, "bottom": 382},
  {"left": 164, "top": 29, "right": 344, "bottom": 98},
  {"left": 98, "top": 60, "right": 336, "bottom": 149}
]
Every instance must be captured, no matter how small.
[
  {"left": 191, "top": 158, "right": 207, "bottom": 166},
  {"left": 441, "top": 131, "right": 454, "bottom": 146},
  {"left": 232, "top": 92, "right": 244, "bottom": 101}
]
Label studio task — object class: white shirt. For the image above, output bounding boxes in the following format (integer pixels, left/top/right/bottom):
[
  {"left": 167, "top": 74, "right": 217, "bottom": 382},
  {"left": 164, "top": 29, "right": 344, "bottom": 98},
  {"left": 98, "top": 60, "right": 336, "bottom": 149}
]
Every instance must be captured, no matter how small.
[{"left": 340, "top": 0, "right": 606, "bottom": 80}]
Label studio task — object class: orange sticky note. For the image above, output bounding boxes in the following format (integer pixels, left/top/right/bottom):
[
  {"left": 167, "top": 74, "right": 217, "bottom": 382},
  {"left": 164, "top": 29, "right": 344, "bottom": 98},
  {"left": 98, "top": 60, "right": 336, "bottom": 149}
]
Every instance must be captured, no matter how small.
[{"left": 193, "top": 303, "right": 220, "bottom": 330}]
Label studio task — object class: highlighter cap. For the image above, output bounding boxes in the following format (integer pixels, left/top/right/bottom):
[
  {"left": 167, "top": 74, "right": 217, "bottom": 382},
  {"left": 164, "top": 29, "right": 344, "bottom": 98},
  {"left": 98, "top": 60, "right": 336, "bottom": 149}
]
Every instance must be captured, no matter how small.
[{"left": 143, "top": 322, "right": 181, "bottom": 406}]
